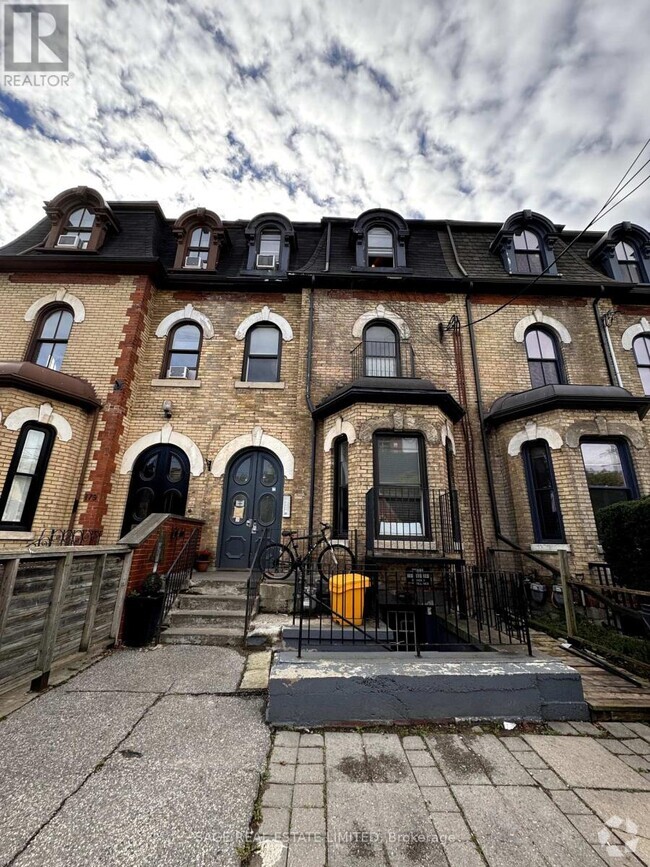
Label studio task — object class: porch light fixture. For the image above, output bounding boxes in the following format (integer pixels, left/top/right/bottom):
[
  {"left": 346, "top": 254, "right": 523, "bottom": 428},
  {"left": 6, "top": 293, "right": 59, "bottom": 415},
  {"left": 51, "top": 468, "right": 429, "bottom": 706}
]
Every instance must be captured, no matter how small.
[{"left": 162, "top": 399, "right": 173, "bottom": 419}]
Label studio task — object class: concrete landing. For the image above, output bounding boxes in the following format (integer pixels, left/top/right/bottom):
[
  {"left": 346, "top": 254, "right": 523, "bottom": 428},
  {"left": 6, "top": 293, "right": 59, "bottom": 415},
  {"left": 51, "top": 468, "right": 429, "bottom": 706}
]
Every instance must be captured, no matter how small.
[{"left": 267, "top": 650, "right": 590, "bottom": 726}]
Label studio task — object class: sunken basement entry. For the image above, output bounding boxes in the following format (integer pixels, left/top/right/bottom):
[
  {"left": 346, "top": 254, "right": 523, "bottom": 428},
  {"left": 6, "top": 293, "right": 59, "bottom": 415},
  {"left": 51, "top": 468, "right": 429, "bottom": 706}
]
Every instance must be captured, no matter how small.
[{"left": 262, "top": 560, "right": 588, "bottom": 726}]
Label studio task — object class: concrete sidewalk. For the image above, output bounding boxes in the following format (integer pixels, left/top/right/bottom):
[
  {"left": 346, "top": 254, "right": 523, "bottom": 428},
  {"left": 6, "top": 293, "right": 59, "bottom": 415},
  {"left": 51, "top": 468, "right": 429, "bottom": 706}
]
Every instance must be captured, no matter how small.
[
  {"left": 254, "top": 723, "right": 650, "bottom": 867},
  {"left": 0, "top": 646, "right": 270, "bottom": 867}
]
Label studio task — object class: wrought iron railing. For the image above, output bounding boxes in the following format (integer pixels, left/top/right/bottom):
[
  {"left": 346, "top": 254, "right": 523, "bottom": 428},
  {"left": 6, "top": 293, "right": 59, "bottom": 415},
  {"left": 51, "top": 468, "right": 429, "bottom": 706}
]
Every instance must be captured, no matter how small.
[
  {"left": 351, "top": 340, "right": 416, "bottom": 379},
  {"left": 291, "top": 564, "right": 532, "bottom": 657},
  {"left": 365, "top": 487, "right": 462, "bottom": 556},
  {"left": 32, "top": 527, "right": 103, "bottom": 547},
  {"left": 244, "top": 529, "right": 269, "bottom": 638},
  {"left": 157, "top": 527, "right": 199, "bottom": 637}
]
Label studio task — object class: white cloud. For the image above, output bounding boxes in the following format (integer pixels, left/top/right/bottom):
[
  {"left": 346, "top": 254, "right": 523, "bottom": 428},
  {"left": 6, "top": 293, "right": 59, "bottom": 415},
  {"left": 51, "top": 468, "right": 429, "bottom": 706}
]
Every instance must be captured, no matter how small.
[{"left": 1, "top": 0, "right": 649, "bottom": 244}]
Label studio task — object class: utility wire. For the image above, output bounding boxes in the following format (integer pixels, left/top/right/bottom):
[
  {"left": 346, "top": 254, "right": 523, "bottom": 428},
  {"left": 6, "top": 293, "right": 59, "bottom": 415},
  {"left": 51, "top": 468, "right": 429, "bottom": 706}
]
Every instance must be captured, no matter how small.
[{"left": 464, "top": 138, "right": 650, "bottom": 328}]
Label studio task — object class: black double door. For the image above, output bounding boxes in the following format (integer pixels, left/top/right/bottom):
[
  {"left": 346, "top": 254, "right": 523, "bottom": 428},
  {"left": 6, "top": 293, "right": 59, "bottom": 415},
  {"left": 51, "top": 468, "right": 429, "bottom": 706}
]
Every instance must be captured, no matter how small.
[
  {"left": 219, "top": 449, "right": 283, "bottom": 568},
  {"left": 121, "top": 445, "right": 190, "bottom": 537}
]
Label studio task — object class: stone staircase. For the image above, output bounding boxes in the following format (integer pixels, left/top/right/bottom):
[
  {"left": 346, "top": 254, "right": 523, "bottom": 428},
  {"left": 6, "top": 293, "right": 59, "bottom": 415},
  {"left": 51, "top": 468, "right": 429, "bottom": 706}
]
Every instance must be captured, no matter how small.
[{"left": 159, "top": 570, "right": 253, "bottom": 647}]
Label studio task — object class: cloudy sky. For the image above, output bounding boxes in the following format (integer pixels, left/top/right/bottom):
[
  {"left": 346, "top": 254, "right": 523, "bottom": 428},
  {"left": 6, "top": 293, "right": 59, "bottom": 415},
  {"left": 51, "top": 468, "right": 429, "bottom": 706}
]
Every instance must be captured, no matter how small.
[{"left": 1, "top": 0, "right": 649, "bottom": 244}]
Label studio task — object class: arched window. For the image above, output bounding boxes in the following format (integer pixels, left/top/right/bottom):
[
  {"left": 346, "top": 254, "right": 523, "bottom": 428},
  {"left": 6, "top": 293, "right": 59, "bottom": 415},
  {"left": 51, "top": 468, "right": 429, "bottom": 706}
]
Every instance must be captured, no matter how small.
[
  {"left": 616, "top": 241, "right": 641, "bottom": 282},
  {"left": 367, "top": 227, "right": 395, "bottom": 268},
  {"left": 364, "top": 322, "right": 398, "bottom": 377},
  {"left": 0, "top": 423, "right": 55, "bottom": 531},
  {"left": 513, "top": 230, "right": 542, "bottom": 274},
  {"left": 163, "top": 322, "right": 202, "bottom": 380},
  {"left": 522, "top": 440, "right": 564, "bottom": 543},
  {"left": 244, "top": 325, "right": 281, "bottom": 382},
  {"left": 633, "top": 333, "right": 650, "bottom": 395},
  {"left": 332, "top": 436, "right": 349, "bottom": 539},
  {"left": 243, "top": 213, "right": 294, "bottom": 273},
  {"left": 184, "top": 227, "right": 211, "bottom": 269},
  {"left": 30, "top": 306, "right": 74, "bottom": 371},
  {"left": 57, "top": 207, "right": 95, "bottom": 249},
  {"left": 525, "top": 326, "right": 564, "bottom": 388}
]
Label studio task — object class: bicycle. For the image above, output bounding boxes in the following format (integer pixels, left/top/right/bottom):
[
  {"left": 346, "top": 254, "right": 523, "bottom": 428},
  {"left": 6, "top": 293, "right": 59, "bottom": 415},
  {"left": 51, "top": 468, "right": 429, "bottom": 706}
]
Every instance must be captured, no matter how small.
[{"left": 259, "top": 522, "right": 355, "bottom": 581}]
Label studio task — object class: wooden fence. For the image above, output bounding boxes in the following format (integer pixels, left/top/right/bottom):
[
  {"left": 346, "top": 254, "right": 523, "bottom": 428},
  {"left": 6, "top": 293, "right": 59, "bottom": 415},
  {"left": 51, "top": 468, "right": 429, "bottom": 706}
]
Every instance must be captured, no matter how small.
[{"left": 0, "top": 546, "right": 132, "bottom": 693}]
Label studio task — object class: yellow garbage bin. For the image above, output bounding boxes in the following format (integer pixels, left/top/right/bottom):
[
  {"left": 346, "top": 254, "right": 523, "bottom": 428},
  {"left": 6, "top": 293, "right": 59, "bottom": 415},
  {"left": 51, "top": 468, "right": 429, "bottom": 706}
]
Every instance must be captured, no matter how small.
[{"left": 329, "top": 573, "right": 370, "bottom": 626}]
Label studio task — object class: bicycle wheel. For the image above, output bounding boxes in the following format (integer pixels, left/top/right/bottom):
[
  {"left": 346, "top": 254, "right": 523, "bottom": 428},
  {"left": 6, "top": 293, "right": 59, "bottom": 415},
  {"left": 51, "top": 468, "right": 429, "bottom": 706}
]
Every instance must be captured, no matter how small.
[
  {"left": 317, "top": 543, "right": 355, "bottom": 580},
  {"left": 260, "top": 543, "right": 295, "bottom": 580}
]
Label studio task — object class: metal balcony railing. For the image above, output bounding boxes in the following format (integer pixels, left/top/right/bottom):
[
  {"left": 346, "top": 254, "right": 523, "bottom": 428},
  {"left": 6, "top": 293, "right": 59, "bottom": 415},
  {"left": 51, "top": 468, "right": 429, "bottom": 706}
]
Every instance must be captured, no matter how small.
[
  {"left": 365, "top": 486, "right": 462, "bottom": 556},
  {"left": 351, "top": 340, "right": 416, "bottom": 380}
]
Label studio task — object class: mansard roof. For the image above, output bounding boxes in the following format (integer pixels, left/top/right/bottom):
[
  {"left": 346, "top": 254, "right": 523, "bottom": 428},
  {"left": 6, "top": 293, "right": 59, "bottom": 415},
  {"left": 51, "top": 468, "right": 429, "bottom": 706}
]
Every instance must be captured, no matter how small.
[{"left": 0, "top": 192, "right": 647, "bottom": 294}]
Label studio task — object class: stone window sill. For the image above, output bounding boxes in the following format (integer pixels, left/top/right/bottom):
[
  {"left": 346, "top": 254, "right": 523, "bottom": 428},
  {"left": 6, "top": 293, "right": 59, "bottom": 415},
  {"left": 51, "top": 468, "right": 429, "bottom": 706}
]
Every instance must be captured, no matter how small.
[
  {"left": 530, "top": 543, "right": 571, "bottom": 553},
  {"left": 235, "top": 381, "right": 285, "bottom": 390},
  {"left": 151, "top": 379, "right": 202, "bottom": 388},
  {"left": 0, "top": 530, "right": 35, "bottom": 541}
]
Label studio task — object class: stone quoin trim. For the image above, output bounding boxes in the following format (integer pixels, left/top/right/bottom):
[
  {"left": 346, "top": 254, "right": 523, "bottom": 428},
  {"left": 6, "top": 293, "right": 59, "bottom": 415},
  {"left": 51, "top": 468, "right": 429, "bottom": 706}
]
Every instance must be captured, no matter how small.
[
  {"left": 4, "top": 402, "right": 73, "bottom": 442},
  {"left": 351, "top": 304, "right": 410, "bottom": 339},
  {"left": 507, "top": 421, "right": 563, "bottom": 456},
  {"left": 621, "top": 317, "right": 650, "bottom": 350},
  {"left": 234, "top": 306, "right": 294, "bottom": 342},
  {"left": 211, "top": 426, "right": 295, "bottom": 479},
  {"left": 155, "top": 304, "right": 215, "bottom": 339},
  {"left": 564, "top": 417, "right": 646, "bottom": 449},
  {"left": 24, "top": 289, "right": 86, "bottom": 324},
  {"left": 80, "top": 276, "right": 154, "bottom": 531},
  {"left": 513, "top": 309, "right": 572, "bottom": 344},
  {"left": 120, "top": 424, "right": 204, "bottom": 476},
  {"left": 324, "top": 417, "right": 357, "bottom": 452}
]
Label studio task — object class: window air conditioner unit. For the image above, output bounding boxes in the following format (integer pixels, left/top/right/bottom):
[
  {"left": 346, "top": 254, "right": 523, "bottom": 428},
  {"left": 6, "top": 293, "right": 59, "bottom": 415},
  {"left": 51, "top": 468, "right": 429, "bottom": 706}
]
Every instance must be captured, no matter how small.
[
  {"left": 184, "top": 255, "right": 207, "bottom": 269},
  {"left": 168, "top": 366, "right": 190, "bottom": 379},
  {"left": 256, "top": 253, "right": 277, "bottom": 270},
  {"left": 57, "top": 234, "right": 82, "bottom": 248}
]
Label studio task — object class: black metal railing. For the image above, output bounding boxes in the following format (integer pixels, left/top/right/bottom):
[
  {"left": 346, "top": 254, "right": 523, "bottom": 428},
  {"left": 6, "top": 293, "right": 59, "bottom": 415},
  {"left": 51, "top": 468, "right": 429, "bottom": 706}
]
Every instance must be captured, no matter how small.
[
  {"left": 157, "top": 527, "right": 200, "bottom": 636},
  {"left": 32, "top": 527, "right": 103, "bottom": 547},
  {"left": 366, "top": 487, "right": 462, "bottom": 557},
  {"left": 291, "top": 564, "right": 532, "bottom": 657},
  {"left": 244, "top": 529, "right": 269, "bottom": 638},
  {"left": 351, "top": 340, "right": 416, "bottom": 379}
]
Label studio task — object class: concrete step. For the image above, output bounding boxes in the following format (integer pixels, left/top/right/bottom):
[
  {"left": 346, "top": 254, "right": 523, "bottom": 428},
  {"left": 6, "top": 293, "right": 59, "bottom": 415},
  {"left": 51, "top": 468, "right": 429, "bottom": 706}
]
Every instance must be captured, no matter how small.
[
  {"left": 169, "top": 609, "right": 247, "bottom": 629},
  {"left": 177, "top": 593, "right": 247, "bottom": 612},
  {"left": 191, "top": 576, "right": 249, "bottom": 592},
  {"left": 159, "top": 626, "right": 244, "bottom": 647}
]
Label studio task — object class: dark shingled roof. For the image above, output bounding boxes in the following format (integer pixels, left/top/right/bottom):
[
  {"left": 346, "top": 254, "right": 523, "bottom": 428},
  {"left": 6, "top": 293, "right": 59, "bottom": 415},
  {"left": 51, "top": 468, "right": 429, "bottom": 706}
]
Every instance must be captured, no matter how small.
[
  {"left": 1, "top": 198, "right": 644, "bottom": 288},
  {"left": 485, "top": 384, "right": 650, "bottom": 426},
  {"left": 313, "top": 377, "right": 465, "bottom": 422}
]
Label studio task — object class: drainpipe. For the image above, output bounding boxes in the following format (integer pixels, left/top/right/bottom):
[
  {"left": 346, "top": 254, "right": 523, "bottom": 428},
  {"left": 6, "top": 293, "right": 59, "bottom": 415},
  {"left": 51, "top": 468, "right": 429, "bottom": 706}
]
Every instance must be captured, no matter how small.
[
  {"left": 68, "top": 404, "right": 101, "bottom": 532},
  {"left": 306, "top": 275, "right": 317, "bottom": 538},
  {"left": 593, "top": 293, "right": 622, "bottom": 387},
  {"left": 466, "top": 295, "right": 559, "bottom": 577}
]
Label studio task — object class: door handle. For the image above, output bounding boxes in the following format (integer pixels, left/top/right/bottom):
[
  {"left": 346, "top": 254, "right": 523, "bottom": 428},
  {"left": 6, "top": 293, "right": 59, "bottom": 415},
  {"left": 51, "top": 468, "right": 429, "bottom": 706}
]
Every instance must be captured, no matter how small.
[
  {"left": 251, "top": 521, "right": 258, "bottom": 534},
  {"left": 246, "top": 519, "right": 253, "bottom": 527}
]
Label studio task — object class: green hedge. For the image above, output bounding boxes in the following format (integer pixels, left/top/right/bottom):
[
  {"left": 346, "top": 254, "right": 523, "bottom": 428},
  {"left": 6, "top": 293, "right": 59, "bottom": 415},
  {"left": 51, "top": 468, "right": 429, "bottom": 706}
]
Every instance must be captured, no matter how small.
[{"left": 597, "top": 496, "right": 650, "bottom": 590}]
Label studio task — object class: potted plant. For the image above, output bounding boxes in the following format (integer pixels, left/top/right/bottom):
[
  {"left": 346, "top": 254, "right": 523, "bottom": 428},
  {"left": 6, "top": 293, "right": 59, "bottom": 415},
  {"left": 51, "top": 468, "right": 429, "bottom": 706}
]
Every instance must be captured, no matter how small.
[
  {"left": 123, "top": 572, "right": 165, "bottom": 647},
  {"left": 195, "top": 549, "right": 212, "bottom": 572}
]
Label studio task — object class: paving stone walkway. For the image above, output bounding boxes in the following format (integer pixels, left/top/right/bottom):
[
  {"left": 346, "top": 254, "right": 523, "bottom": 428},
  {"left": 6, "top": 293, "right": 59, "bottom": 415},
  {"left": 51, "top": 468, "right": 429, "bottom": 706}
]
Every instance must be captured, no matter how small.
[
  {"left": 0, "top": 646, "right": 270, "bottom": 867},
  {"left": 253, "top": 723, "right": 650, "bottom": 867}
]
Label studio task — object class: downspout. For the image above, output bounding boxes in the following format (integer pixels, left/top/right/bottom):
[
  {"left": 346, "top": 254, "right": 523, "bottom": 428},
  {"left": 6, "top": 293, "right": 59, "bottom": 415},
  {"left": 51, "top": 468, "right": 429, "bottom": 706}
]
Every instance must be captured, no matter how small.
[
  {"left": 593, "top": 292, "right": 622, "bottom": 387},
  {"left": 466, "top": 294, "right": 560, "bottom": 577},
  {"left": 68, "top": 404, "right": 101, "bottom": 531},
  {"left": 306, "top": 275, "right": 317, "bottom": 538}
]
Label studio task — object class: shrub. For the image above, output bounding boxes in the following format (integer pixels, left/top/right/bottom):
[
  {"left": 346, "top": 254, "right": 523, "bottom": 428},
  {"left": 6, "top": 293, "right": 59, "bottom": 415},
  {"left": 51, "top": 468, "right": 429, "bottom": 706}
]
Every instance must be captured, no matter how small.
[{"left": 597, "top": 496, "right": 650, "bottom": 590}]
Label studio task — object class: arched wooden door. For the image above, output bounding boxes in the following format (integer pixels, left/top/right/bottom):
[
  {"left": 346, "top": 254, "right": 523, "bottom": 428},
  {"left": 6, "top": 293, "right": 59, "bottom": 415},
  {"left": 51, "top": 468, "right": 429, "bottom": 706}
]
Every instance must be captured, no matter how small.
[
  {"left": 218, "top": 449, "right": 283, "bottom": 568},
  {"left": 121, "top": 445, "right": 190, "bottom": 537}
]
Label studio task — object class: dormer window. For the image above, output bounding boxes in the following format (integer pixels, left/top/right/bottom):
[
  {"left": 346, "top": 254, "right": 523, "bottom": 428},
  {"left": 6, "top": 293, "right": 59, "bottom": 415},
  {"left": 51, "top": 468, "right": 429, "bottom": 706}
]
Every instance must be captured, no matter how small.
[
  {"left": 588, "top": 223, "right": 650, "bottom": 283},
  {"left": 367, "top": 227, "right": 395, "bottom": 268},
  {"left": 615, "top": 241, "right": 641, "bottom": 282},
  {"left": 490, "top": 211, "right": 559, "bottom": 277},
  {"left": 172, "top": 208, "right": 226, "bottom": 271},
  {"left": 43, "top": 187, "right": 118, "bottom": 252},
  {"left": 243, "top": 214, "right": 294, "bottom": 273},
  {"left": 58, "top": 207, "right": 95, "bottom": 249},
  {"left": 513, "top": 230, "right": 542, "bottom": 275},
  {"left": 352, "top": 209, "right": 410, "bottom": 271},
  {"left": 185, "top": 227, "right": 211, "bottom": 269}
]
